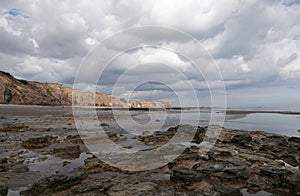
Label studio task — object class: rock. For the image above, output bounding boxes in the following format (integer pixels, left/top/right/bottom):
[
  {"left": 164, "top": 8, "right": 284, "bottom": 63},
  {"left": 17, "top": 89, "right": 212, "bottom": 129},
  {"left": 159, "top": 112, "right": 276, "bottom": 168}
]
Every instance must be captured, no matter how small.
[
  {"left": 231, "top": 134, "right": 252, "bottom": 147},
  {"left": 0, "top": 164, "right": 6, "bottom": 172},
  {"left": 275, "top": 135, "right": 290, "bottom": 146},
  {"left": 99, "top": 123, "right": 109, "bottom": 127},
  {"left": 213, "top": 184, "right": 242, "bottom": 196},
  {"left": 9, "top": 150, "right": 25, "bottom": 160},
  {"left": 12, "top": 165, "right": 29, "bottom": 173},
  {"left": 118, "top": 135, "right": 127, "bottom": 141},
  {"left": 79, "top": 156, "right": 120, "bottom": 174},
  {"left": 223, "top": 168, "right": 245, "bottom": 176},
  {"left": 288, "top": 137, "right": 300, "bottom": 143},
  {"left": 0, "top": 158, "right": 7, "bottom": 164},
  {"left": 246, "top": 174, "right": 271, "bottom": 192},
  {"left": 0, "top": 135, "right": 8, "bottom": 142},
  {"left": 4, "top": 87, "right": 12, "bottom": 104},
  {"left": 288, "top": 174, "right": 300, "bottom": 193},
  {"left": 264, "top": 135, "right": 288, "bottom": 147},
  {"left": 108, "top": 181, "right": 158, "bottom": 196},
  {"left": 73, "top": 183, "right": 105, "bottom": 194},
  {"left": 141, "top": 131, "right": 152, "bottom": 136},
  {"left": 171, "top": 167, "right": 202, "bottom": 185},
  {"left": 259, "top": 168, "right": 291, "bottom": 187},
  {"left": 64, "top": 135, "right": 83, "bottom": 144},
  {"left": 0, "top": 124, "right": 28, "bottom": 132},
  {"left": 20, "top": 172, "right": 87, "bottom": 196},
  {"left": 281, "top": 154, "right": 299, "bottom": 167},
  {"left": 52, "top": 145, "right": 81, "bottom": 159},
  {"left": 192, "top": 126, "right": 206, "bottom": 143},
  {"left": 107, "top": 133, "right": 125, "bottom": 142},
  {"left": 123, "top": 145, "right": 133, "bottom": 149},
  {"left": 185, "top": 180, "right": 213, "bottom": 193},
  {"left": 138, "top": 125, "right": 187, "bottom": 145},
  {"left": 62, "top": 161, "right": 71, "bottom": 167},
  {"left": 212, "top": 151, "right": 233, "bottom": 161},
  {"left": 197, "top": 126, "right": 206, "bottom": 134},
  {"left": 107, "top": 133, "right": 119, "bottom": 142},
  {"left": 1, "top": 119, "right": 300, "bottom": 196},
  {"left": 0, "top": 183, "right": 8, "bottom": 196},
  {"left": 176, "top": 148, "right": 201, "bottom": 162},
  {"left": 21, "top": 136, "right": 52, "bottom": 149},
  {"left": 260, "top": 168, "right": 291, "bottom": 177}
]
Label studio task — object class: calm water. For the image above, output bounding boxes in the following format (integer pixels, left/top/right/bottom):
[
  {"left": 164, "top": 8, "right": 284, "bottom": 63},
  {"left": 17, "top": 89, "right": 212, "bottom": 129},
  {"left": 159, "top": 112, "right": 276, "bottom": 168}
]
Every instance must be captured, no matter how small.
[
  {"left": 141, "top": 109, "right": 300, "bottom": 137},
  {"left": 224, "top": 113, "right": 300, "bottom": 137}
]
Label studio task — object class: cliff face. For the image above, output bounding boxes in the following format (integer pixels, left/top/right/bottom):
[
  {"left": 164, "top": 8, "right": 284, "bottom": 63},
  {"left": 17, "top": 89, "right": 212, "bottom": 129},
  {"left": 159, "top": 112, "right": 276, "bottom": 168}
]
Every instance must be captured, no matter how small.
[{"left": 0, "top": 71, "right": 171, "bottom": 108}]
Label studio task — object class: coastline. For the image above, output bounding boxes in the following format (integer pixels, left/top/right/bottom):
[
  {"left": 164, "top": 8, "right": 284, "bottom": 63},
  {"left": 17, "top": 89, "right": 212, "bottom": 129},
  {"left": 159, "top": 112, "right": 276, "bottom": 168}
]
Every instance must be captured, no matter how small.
[
  {"left": 2, "top": 104, "right": 300, "bottom": 114},
  {"left": 0, "top": 105, "right": 299, "bottom": 195}
]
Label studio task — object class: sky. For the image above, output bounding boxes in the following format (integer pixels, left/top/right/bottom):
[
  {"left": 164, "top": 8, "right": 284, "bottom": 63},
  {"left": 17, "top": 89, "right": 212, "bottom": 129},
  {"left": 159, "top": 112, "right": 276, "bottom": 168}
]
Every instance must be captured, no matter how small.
[{"left": 0, "top": 0, "right": 300, "bottom": 108}]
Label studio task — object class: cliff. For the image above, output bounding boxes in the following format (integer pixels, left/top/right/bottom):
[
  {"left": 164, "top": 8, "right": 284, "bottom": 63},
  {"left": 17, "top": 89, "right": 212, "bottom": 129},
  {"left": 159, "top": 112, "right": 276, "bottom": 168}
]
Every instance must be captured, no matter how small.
[{"left": 0, "top": 71, "right": 171, "bottom": 108}]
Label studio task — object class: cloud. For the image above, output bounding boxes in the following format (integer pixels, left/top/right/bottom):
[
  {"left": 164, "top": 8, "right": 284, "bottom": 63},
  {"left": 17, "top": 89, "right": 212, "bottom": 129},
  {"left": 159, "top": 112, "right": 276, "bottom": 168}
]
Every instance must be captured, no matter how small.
[
  {"left": 13, "top": 56, "right": 75, "bottom": 83},
  {"left": 0, "top": 0, "right": 300, "bottom": 107},
  {"left": 139, "top": 0, "right": 241, "bottom": 36},
  {"left": 280, "top": 55, "right": 300, "bottom": 78}
]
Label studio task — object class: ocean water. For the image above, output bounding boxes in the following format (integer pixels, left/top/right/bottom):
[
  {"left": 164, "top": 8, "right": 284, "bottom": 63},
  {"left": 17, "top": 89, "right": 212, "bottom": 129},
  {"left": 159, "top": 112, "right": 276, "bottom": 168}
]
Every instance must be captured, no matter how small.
[
  {"left": 127, "top": 109, "right": 300, "bottom": 137},
  {"left": 224, "top": 113, "right": 300, "bottom": 137}
]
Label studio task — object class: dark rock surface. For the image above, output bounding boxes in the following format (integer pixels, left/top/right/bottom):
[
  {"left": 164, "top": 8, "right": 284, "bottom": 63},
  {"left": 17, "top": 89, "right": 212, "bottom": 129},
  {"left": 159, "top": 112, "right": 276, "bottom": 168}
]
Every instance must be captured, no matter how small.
[
  {"left": 0, "top": 183, "right": 8, "bottom": 196},
  {"left": 21, "top": 136, "right": 53, "bottom": 149},
  {"left": 20, "top": 172, "right": 87, "bottom": 196},
  {"left": 52, "top": 145, "right": 82, "bottom": 159}
]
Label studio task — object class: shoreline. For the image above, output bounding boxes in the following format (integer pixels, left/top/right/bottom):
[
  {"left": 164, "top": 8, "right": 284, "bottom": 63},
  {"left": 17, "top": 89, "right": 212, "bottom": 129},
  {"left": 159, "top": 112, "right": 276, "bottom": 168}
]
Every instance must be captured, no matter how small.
[
  {"left": 0, "top": 104, "right": 299, "bottom": 195},
  {"left": 1, "top": 123, "right": 299, "bottom": 195},
  {"left": 0, "top": 104, "right": 299, "bottom": 137},
  {"left": 1, "top": 104, "right": 300, "bottom": 115}
]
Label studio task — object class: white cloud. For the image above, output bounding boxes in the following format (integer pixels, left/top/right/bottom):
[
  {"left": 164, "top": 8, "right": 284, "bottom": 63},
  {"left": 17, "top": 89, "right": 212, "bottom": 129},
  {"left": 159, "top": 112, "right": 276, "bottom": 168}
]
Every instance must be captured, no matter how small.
[
  {"left": 0, "top": 16, "right": 22, "bottom": 36},
  {"left": 0, "top": 0, "right": 300, "bottom": 107},
  {"left": 139, "top": 0, "right": 242, "bottom": 33},
  {"left": 137, "top": 48, "right": 191, "bottom": 70},
  {"left": 280, "top": 57, "right": 300, "bottom": 78},
  {"left": 13, "top": 56, "right": 75, "bottom": 82}
]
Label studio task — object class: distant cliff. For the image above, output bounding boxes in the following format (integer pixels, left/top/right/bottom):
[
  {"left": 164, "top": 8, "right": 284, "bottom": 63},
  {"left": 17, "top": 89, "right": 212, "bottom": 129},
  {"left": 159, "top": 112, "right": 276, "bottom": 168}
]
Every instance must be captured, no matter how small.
[{"left": 0, "top": 71, "right": 171, "bottom": 108}]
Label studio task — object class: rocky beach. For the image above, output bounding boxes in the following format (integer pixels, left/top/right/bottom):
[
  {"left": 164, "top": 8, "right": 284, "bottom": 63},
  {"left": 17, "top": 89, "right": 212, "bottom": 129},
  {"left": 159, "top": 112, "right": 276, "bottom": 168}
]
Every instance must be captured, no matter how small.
[
  {"left": 0, "top": 105, "right": 299, "bottom": 196},
  {"left": 2, "top": 0, "right": 300, "bottom": 195}
]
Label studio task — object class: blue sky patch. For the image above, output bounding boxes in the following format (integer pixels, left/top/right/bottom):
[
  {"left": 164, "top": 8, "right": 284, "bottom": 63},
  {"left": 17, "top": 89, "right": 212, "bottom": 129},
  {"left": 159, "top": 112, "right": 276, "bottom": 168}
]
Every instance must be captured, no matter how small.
[
  {"left": 282, "top": 0, "right": 300, "bottom": 6},
  {"left": 5, "top": 8, "right": 30, "bottom": 19},
  {"left": 292, "top": 35, "right": 300, "bottom": 40}
]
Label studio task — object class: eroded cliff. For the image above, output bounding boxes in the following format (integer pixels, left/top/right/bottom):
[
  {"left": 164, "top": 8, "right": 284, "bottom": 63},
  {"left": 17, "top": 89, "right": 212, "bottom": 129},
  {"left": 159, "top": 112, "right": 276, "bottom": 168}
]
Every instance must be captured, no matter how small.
[{"left": 0, "top": 71, "right": 171, "bottom": 108}]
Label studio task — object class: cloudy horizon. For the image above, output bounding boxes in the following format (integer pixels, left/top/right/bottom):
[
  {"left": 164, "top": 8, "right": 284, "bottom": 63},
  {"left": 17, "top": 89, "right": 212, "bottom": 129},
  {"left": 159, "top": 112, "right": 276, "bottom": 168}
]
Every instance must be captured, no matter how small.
[{"left": 1, "top": 0, "right": 300, "bottom": 108}]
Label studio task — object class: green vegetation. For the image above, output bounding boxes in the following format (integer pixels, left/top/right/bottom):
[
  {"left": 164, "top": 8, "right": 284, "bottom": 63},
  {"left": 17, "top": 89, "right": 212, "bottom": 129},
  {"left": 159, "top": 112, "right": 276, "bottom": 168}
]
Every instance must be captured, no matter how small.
[{"left": 18, "top": 79, "right": 28, "bottom": 85}]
